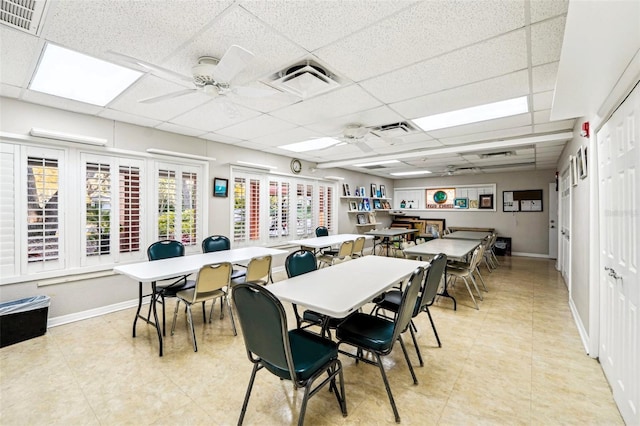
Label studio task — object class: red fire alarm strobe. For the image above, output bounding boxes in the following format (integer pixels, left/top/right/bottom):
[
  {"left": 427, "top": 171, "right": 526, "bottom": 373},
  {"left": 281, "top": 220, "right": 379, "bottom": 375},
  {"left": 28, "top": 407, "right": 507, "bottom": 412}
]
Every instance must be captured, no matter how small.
[{"left": 581, "top": 122, "right": 590, "bottom": 138}]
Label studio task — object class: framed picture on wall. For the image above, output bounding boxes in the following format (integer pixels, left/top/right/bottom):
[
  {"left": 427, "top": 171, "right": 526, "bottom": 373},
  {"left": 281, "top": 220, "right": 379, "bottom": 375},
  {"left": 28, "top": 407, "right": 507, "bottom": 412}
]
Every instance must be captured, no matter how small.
[
  {"left": 380, "top": 184, "right": 386, "bottom": 198},
  {"left": 370, "top": 183, "right": 377, "bottom": 198},
  {"left": 478, "top": 194, "right": 494, "bottom": 209},
  {"left": 349, "top": 201, "right": 357, "bottom": 211},
  {"left": 213, "top": 177, "right": 228, "bottom": 197},
  {"left": 454, "top": 197, "right": 469, "bottom": 209}
]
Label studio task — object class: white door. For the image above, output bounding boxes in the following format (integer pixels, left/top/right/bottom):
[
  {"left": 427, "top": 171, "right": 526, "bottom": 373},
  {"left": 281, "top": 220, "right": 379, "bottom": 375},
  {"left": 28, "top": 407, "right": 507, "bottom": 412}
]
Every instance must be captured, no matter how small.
[
  {"left": 548, "top": 182, "right": 559, "bottom": 261},
  {"left": 559, "top": 165, "right": 571, "bottom": 288},
  {"left": 597, "top": 83, "right": 640, "bottom": 425}
]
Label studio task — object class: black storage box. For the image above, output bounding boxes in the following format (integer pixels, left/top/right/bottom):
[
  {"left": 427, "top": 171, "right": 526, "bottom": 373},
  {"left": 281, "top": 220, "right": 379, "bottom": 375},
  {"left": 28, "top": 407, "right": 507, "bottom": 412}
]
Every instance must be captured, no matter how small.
[
  {"left": 494, "top": 237, "right": 512, "bottom": 256},
  {"left": 0, "top": 296, "right": 50, "bottom": 348}
]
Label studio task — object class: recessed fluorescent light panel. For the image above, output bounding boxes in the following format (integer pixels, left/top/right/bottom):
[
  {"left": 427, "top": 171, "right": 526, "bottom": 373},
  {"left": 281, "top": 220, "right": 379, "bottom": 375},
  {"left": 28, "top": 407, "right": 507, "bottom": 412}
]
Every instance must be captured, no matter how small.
[
  {"left": 29, "top": 43, "right": 143, "bottom": 106},
  {"left": 278, "top": 137, "right": 341, "bottom": 153},
  {"left": 412, "top": 96, "right": 529, "bottom": 132},
  {"left": 390, "top": 170, "right": 432, "bottom": 176},
  {"left": 353, "top": 160, "right": 400, "bottom": 167}
]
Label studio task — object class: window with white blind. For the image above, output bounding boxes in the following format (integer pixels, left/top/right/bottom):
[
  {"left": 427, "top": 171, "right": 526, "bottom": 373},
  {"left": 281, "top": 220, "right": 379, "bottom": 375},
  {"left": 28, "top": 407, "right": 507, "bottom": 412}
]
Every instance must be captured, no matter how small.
[
  {"left": 0, "top": 141, "right": 206, "bottom": 284},
  {"left": 232, "top": 168, "right": 336, "bottom": 247},
  {"left": 156, "top": 163, "right": 202, "bottom": 252}
]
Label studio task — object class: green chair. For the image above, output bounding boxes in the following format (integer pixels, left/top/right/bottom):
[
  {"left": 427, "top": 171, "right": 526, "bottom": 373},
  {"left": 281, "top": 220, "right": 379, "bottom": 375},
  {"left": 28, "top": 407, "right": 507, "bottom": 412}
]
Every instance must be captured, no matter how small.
[
  {"left": 201, "top": 235, "right": 246, "bottom": 280},
  {"left": 284, "top": 250, "right": 324, "bottom": 330},
  {"left": 336, "top": 266, "right": 425, "bottom": 423},
  {"left": 315, "top": 226, "right": 338, "bottom": 255},
  {"left": 147, "top": 240, "right": 195, "bottom": 336},
  {"left": 232, "top": 282, "right": 347, "bottom": 425},
  {"left": 171, "top": 262, "right": 235, "bottom": 352},
  {"left": 374, "top": 253, "right": 448, "bottom": 365}
]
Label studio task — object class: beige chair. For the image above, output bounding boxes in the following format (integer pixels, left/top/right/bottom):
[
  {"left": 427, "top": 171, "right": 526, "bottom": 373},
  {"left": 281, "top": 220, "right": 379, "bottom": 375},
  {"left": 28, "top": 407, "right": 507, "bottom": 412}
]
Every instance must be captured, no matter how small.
[
  {"left": 447, "top": 246, "right": 483, "bottom": 309},
  {"left": 231, "top": 255, "right": 272, "bottom": 286},
  {"left": 317, "top": 240, "right": 353, "bottom": 267},
  {"left": 351, "top": 236, "right": 366, "bottom": 258},
  {"left": 171, "top": 262, "right": 236, "bottom": 351}
]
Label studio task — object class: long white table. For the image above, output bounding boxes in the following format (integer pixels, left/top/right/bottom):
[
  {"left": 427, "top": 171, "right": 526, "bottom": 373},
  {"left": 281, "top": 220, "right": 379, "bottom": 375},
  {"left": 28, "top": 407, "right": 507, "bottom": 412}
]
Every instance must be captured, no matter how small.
[
  {"left": 267, "top": 256, "right": 428, "bottom": 319},
  {"left": 114, "top": 246, "right": 287, "bottom": 356},
  {"left": 443, "top": 231, "right": 491, "bottom": 241},
  {"left": 289, "top": 234, "right": 372, "bottom": 254},
  {"left": 364, "top": 228, "right": 419, "bottom": 256},
  {"left": 403, "top": 238, "right": 480, "bottom": 310}
]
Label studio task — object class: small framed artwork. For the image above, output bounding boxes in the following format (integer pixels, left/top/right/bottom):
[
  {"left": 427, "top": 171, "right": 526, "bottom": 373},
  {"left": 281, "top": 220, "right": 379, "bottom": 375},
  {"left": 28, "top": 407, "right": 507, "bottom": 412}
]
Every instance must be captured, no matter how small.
[
  {"left": 349, "top": 201, "right": 357, "bottom": 211},
  {"left": 354, "top": 187, "right": 360, "bottom": 196},
  {"left": 343, "top": 183, "right": 351, "bottom": 196},
  {"left": 359, "top": 186, "right": 366, "bottom": 198},
  {"left": 370, "top": 183, "right": 377, "bottom": 198},
  {"left": 379, "top": 184, "right": 386, "bottom": 198},
  {"left": 373, "top": 199, "right": 382, "bottom": 209},
  {"left": 425, "top": 219, "right": 446, "bottom": 237},
  {"left": 357, "top": 213, "right": 368, "bottom": 224},
  {"left": 363, "top": 198, "right": 371, "bottom": 211},
  {"left": 454, "top": 197, "right": 469, "bottom": 209},
  {"left": 382, "top": 200, "right": 391, "bottom": 209},
  {"left": 579, "top": 146, "right": 588, "bottom": 179},
  {"left": 478, "top": 194, "right": 494, "bottom": 209},
  {"left": 213, "top": 177, "right": 228, "bottom": 197}
]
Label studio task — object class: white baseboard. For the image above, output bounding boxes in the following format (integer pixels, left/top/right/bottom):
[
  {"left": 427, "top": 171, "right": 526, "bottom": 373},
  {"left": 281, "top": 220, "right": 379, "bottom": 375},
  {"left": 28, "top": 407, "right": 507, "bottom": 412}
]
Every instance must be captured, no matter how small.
[
  {"left": 511, "top": 252, "right": 550, "bottom": 258},
  {"left": 47, "top": 298, "right": 144, "bottom": 328},
  {"left": 569, "top": 297, "right": 591, "bottom": 355}
]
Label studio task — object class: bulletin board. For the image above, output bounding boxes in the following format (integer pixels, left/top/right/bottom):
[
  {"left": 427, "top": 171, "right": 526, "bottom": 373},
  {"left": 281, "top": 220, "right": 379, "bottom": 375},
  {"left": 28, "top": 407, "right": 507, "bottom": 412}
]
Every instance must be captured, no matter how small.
[{"left": 503, "top": 189, "right": 543, "bottom": 212}]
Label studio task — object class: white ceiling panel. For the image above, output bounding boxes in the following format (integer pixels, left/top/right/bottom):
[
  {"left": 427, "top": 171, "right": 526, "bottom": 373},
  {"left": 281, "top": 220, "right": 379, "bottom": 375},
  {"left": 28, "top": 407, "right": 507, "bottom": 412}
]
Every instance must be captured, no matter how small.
[
  {"left": 22, "top": 90, "right": 104, "bottom": 115},
  {"left": 530, "top": 0, "right": 569, "bottom": 24},
  {"left": 532, "top": 62, "right": 560, "bottom": 92},
  {"left": 0, "top": 27, "right": 40, "bottom": 86},
  {"left": 531, "top": 16, "right": 567, "bottom": 66},
  {"left": 360, "top": 30, "right": 528, "bottom": 104},
  {"left": 532, "top": 90, "right": 554, "bottom": 111},
  {"left": 534, "top": 119, "right": 575, "bottom": 133},
  {"left": 0, "top": 83, "right": 22, "bottom": 99},
  {"left": 250, "top": 126, "right": 319, "bottom": 148},
  {"left": 304, "top": 106, "right": 405, "bottom": 135},
  {"left": 533, "top": 109, "right": 551, "bottom": 124},
  {"left": 171, "top": 100, "right": 261, "bottom": 132},
  {"left": 390, "top": 70, "right": 529, "bottom": 118},
  {"left": 155, "top": 122, "right": 206, "bottom": 137},
  {"left": 199, "top": 132, "right": 243, "bottom": 145},
  {"left": 216, "top": 114, "right": 297, "bottom": 140},
  {"left": 99, "top": 109, "right": 162, "bottom": 128},
  {"left": 429, "top": 114, "right": 532, "bottom": 140}
]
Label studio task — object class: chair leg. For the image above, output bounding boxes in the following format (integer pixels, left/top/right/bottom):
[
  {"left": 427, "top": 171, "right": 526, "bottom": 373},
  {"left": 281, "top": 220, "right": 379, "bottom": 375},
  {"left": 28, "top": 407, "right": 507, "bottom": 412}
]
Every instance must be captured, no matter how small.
[
  {"left": 238, "top": 363, "right": 260, "bottom": 425},
  {"left": 298, "top": 380, "right": 313, "bottom": 426},
  {"left": 468, "top": 274, "right": 483, "bottom": 300},
  {"left": 186, "top": 305, "right": 197, "bottom": 352},
  {"left": 408, "top": 322, "right": 424, "bottom": 367},
  {"left": 425, "top": 307, "right": 441, "bottom": 348},
  {"left": 374, "top": 353, "right": 401, "bottom": 423},
  {"left": 398, "top": 335, "right": 418, "bottom": 385},
  {"left": 226, "top": 295, "right": 237, "bottom": 336},
  {"left": 202, "top": 301, "right": 207, "bottom": 323},
  {"left": 475, "top": 267, "right": 488, "bottom": 291},
  {"left": 171, "top": 299, "right": 180, "bottom": 335},
  {"left": 461, "top": 277, "right": 479, "bottom": 309}
]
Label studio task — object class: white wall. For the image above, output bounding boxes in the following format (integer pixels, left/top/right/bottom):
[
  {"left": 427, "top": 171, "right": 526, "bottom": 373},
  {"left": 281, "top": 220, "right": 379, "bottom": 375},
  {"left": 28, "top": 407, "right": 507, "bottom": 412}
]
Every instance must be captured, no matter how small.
[{"left": 394, "top": 170, "right": 556, "bottom": 255}]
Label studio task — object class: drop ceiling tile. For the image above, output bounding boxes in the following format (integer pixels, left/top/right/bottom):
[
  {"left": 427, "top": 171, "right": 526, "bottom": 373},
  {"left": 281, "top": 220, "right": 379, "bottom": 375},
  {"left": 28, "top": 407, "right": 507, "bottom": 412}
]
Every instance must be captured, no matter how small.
[
  {"left": 530, "top": 0, "right": 569, "bottom": 23},
  {"left": 161, "top": 6, "right": 307, "bottom": 86},
  {"left": 240, "top": 0, "right": 412, "bottom": 51},
  {"left": 430, "top": 114, "right": 532, "bottom": 140},
  {"left": 250, "top": 126, "right": 319, "bottom": 148},
  {"left": 109, "top": 75, "right": 211, "bottom": 121},
  {"left": 0, "top": 83, "right": 22, "bottom": 98},
  {"left": 155, "top": 122, "right": 206, "bottom": 137},
  {"left": 361, "top": 30, "right": 528, "bottom": 104},
  {"left": 437, "top": 124, "right": 533, "bottom": 146},
  {"left": 533, "top": 90, "right": 554, "bottom": 111},
  {"left": 536, "top": 141, "right": 568, "bottom": 152},
  {"left": 23, "top": 90, "right": 104, "bottom": 115},
  {"left": 533, "top": 109, "right": 551, "bottom": 123},
  {"left": 532, "top": 62, "right": 559, "bottom": 92},
  {"left": 269, "top": 84, "right": 382, "bottom": 126},
  {"left": 0, "top": 27, "right": 39, "bottom": 86},
  {"left": 376, "top": 139, "right": 443, "bottom": 154},
  {"left": 531, "top": 16, "right": 567, "bottom": 66},
  {"left": 316, "top": 0, "right": 524, "bottom": 82},
  {"left": 200, "top": 133, "right": 243, "bottom": 145},
  {"left": 390, "top": 70, "right": 529, "bottom": 118},
  {"left": 98, "top": 109, "right": 162, "bottom": 128},
  {"left": 171, "top": 100, "right": 261, "bottom": 132},
  {"left": 398, "top": 133, "right": 438, "bottom": 144},
  {"left": 534, "top": 119, "right": 575, "bottom": 133},
  {"left": 216, "top": 114, "right": 297, "bottom": 140},
  {"left": 42, "top": 0, "right": 233, "bottom": 63},
  {"left": 226, "top": 89, "right": 301, "bottom": 113},
  {"left": 305, "top": 106, "right": 405, "bottom": 135}
]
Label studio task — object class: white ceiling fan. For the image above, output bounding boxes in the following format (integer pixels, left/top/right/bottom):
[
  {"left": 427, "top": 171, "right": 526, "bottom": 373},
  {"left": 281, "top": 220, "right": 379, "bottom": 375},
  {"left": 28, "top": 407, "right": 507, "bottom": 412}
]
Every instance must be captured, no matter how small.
[
  {"left": 110, "top": 45, "right": 276, "bottom": 104},
  {"left": 333, "top": 124, "right": 402, "bottom": 153}
]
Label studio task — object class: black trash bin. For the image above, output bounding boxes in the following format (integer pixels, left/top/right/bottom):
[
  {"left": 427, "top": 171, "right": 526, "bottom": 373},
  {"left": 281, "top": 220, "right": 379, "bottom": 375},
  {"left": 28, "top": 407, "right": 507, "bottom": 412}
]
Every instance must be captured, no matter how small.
[
  {"left": 0, "top": 295, "right": 50, "bottom": 348},
  {"left": 494, "top": 237, "right": 512, "bottom": 256}
]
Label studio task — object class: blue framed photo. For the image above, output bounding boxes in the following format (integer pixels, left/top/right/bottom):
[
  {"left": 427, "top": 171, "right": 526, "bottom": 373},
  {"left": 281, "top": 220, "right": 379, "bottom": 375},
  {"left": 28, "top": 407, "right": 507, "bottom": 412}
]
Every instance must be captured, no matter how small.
[
  {"left": 213, "top": 177, "right": 228, "bottom": 197},
  {"left": 454, "top": 197, "right": 468, "bottom": 209}
]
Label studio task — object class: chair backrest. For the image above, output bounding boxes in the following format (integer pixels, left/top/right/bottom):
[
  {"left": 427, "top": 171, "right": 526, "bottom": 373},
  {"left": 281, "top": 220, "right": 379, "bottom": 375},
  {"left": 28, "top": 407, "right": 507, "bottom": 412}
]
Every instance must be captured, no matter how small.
[
  {"left": 352, "top": 237, "right": 365, "bottom": 256},
  {"left": 387, "top": 266, "right": 425, "bottom": 352},
  {"left": 147, "top": 240, "right": 184, "bottom": 261},
  {"left": 468, "top": 245, "right": 482, "bottom": 270},
  {"left": 337, "top": 240, "right": 354, "bottom": 258},
  {"left": 315, "top": 226, "right": 329, "bottom": 237},
  {"left": 202, "top": 235, "right": 231, "bottom": 253},
  {"left": 285, "top": 250, "right": 317, "bottom": 278},
  {"left": 233, "top": 283, "right": 296, "bottom": 380},
  {"left": 245, "top": 255, "right": 272, "bottom": 284},
  {"left": 417, "top": 253, "right": 447, "bottom": 313},
  {"left": 191, "top": 262, "right": 232, "bottom": 301}
]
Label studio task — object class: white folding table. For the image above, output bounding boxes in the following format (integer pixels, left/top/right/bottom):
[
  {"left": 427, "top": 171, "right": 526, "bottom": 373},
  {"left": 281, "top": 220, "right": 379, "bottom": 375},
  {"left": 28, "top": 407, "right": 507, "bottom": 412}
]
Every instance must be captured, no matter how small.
[
  {"left": 403, "top": 238, "right": 480, "bottom": 310},
  {"left": 289, "top": 234, "right": 372, "bottom": 254},
  {"left": 114, "top": 246, "right": 287, "bottom": 356},
  {"left": 364, "top": 228, "right": 419, "bottom": 256},
  {"left": 443, "top": 231, "right": 491, "bottom": 241},
  {"left": 267, "top": 256, "right": 428, "bottom": 319}
]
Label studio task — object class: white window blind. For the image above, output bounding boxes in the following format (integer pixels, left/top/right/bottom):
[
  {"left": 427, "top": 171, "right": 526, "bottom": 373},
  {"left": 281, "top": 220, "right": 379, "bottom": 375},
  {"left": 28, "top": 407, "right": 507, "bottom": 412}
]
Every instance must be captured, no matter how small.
[
  {"left": 268, "top": 178, "right": 290, "bottom": 242},
  {"left": 158, "top": 169, "right": 177, "bottom": 240},
  {"left": 119, "top": 164, "right": 141, "bottom": 255},
  {"left": 85, "top": 161, "right": 111, "bottom": 257},
  {"left": 0, "top": 144, "right": 16, "bottom": 277}
]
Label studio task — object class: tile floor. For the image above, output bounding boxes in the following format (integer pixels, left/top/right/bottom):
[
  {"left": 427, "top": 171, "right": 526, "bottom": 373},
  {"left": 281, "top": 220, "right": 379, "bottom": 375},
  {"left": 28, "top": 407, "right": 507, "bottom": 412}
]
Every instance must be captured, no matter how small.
[{"left": 0, "top": 256, "right": 624, "bottom": 425}]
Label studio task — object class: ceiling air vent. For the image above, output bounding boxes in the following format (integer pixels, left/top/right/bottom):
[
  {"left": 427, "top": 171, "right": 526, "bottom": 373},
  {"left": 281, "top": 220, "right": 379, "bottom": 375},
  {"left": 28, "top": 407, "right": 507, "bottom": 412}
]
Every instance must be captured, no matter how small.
[
  {"left": 371, "top": 121, "right": 416, "bottom": 138},
  {"left": 0, "top": 0, "right": 48, "bottom": 35},
  {"left": 269, "top": 59, "right": 341, "bottom": 99}
]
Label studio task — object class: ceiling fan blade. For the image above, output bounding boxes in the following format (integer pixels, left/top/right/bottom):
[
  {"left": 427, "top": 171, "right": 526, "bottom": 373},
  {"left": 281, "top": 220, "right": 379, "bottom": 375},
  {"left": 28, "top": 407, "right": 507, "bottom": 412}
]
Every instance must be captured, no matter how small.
[
  {"left": 139, "top": 89, "right": 197, "bottom": 104},
  {"left": 212, "top": 45, "right": 255, "bottom": 83},
  {"left": 107, "top": 50, "right": 193, "bottom": 86}
]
